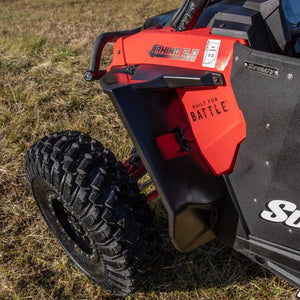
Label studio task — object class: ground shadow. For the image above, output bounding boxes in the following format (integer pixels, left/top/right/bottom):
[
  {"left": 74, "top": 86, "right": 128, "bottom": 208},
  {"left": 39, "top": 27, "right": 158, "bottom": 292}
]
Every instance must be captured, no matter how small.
[{"left": 139, "top": 203, "right": 270, "bottom": 295}]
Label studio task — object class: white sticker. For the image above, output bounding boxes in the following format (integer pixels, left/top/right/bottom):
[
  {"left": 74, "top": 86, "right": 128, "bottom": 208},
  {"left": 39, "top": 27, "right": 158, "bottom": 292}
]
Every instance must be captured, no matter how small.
[{"left": 202, "top": 39, "right": 221, "bottom": 68}]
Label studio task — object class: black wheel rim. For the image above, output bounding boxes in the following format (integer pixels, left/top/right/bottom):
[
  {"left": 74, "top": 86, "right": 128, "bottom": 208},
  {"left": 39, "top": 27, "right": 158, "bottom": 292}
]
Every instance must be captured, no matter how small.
[{"left": 32, "top": 177, "right": 99, "bottom": 262}]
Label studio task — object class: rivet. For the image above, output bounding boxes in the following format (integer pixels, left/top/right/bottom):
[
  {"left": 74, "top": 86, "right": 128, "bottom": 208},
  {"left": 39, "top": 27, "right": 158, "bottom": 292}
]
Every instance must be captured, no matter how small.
[
  {"left": 254, "top": 198, "right": 257, "bottom": 203},
  {"left": 287, "top": 73, "right": 294, "bottom": 80},
  {"left": 266, "top": 123, "right": 270, "bottom": 130},
  {"left": 234, "top": 56, "right": 239, "bottom": 62},
  {"left": 265, "top": 161, "right": 270, "bottom": 166},
  {"left": 289, "top": 229, "right": 293, "bottom": 233}
]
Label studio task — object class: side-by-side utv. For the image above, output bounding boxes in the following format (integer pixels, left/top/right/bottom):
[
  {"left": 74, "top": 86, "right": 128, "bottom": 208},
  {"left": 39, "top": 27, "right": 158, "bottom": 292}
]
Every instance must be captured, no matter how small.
[{"left": 25, "top": 0, "right": 300, "bottom": 296}]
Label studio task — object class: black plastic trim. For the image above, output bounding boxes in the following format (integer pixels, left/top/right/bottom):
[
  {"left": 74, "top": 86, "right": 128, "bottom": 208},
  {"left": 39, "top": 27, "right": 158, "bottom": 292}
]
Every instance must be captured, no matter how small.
[{"left": 100, "top": 66, "right": 228, "bottom": 252}]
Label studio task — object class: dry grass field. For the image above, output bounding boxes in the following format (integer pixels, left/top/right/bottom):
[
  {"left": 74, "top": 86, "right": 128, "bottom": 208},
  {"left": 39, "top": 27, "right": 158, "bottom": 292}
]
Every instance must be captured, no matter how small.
[{"left": 0, "top": 0, "right": 298, "bottom": 299}]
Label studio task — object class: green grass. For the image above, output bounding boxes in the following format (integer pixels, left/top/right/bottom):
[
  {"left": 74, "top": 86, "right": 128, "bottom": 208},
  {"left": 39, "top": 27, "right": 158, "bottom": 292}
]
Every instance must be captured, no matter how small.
[{"left": 0, "top": 0, "right": 297, "bottom": 299}]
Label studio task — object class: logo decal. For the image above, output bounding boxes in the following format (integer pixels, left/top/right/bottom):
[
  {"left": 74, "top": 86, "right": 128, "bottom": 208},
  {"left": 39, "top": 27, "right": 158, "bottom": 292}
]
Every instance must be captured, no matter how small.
[
  {"left": 148, "top": 44, "right": 199, "bottom": 62},
  {"left": 202, "top": 39, "right": 221, "bottom": 68},
  {"left": 260, "top": 200, "right": 300, "bottom": 228},
  {"left": 244, "top": 62, "right": 279, "bottom": 78},
  {"left": 189, "top": 97, "right": 228, "bottom": 122}
]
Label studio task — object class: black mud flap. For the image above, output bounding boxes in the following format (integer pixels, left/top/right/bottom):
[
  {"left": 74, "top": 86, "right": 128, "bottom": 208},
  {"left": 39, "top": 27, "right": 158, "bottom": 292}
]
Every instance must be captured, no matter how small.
[
  {"left": 229, "top": 42, "right": 300, "bottom": 288},
  {"left": 100, "top": 65, "right": 235, "bottom": 252}
]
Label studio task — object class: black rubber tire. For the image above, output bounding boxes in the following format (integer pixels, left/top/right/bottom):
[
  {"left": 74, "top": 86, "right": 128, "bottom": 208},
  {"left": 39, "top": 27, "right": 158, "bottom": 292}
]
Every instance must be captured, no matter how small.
[{"left": 24, "top": 131, "right": 157, "bottom": 296}]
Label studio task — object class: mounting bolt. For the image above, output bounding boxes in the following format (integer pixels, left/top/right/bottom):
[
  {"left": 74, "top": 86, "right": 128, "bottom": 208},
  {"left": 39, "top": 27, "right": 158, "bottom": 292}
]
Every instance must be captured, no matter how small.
[
  {"left": 127, "top": 65, "right": 136, "bottom": 75},
  {"left": 84, "top": 71, "right": 93, "bottom": 81},
  {"left": 287, "top": 73, "right": 294, "bottom": 80}
]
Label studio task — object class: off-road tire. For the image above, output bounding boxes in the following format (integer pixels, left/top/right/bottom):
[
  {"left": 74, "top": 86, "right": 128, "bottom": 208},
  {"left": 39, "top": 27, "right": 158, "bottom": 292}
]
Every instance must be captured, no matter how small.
[{"left": 24, "top": 131, "right": 157, "bottom": 296}]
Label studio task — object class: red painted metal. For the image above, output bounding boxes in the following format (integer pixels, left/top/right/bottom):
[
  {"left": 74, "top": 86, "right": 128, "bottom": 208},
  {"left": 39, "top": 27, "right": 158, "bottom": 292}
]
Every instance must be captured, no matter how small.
[
  {"left": 146, "top": 190, "right": 159, "bottom": 203},
  {"left": 123, "top": 155, "right": 158, "bottom": 203},
  {"left": 123, "top": 156, "right": 147, "bottom": 180},
  {"left": 112, "top": 26, "right": 247, "bottom": 175}
]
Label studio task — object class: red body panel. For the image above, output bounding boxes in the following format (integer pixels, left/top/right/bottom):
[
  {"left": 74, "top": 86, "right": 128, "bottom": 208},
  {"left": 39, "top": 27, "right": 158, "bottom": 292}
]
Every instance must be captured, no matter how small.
[{"left": 110, "top": 27, "right": 247, "bottom": 175}]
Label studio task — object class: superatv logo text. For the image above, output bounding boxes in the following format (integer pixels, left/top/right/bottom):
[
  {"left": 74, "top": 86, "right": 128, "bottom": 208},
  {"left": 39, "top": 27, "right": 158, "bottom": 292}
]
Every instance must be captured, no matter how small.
[
  {"left": 190, "top": 97, "right": 228, "bottom": 121},
  {"left": 148, "top": 44, "right": 199, "bottom": 62},
  {"left": 261, "top": 200, "right": 300, "bottom": 228},
  {"left": 244, "top": 62, "right": 279, "bottom": 78}
]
